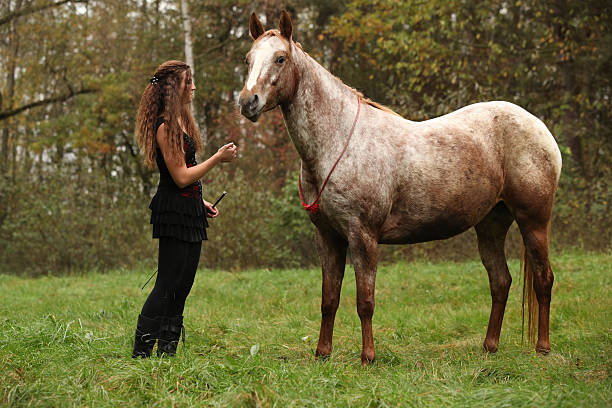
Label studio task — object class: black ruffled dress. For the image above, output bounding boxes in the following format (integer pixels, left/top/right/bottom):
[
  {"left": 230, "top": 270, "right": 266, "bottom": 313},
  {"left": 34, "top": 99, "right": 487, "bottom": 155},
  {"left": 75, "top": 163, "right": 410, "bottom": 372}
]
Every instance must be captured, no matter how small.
[{"left": 149, "top": 119, "right": 208, "bottom": 242}]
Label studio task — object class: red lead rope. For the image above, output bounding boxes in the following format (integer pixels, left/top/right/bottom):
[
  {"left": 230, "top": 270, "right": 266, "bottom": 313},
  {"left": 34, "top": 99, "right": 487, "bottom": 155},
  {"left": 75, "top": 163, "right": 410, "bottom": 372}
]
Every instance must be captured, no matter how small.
[{"left": 299, "top": 96, "right": 361, "bottom": 214}]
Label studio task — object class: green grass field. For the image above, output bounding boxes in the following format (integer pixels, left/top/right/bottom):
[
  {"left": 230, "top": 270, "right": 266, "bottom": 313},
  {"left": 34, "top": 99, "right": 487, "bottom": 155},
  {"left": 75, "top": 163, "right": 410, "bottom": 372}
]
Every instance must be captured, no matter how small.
[{"left": 0, "top": 251, "right": 610, "bottom": 407}]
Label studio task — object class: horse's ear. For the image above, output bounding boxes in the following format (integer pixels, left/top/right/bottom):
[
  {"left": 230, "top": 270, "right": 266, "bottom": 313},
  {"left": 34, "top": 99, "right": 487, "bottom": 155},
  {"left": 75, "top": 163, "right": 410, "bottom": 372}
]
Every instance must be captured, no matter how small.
[
  {"left": 279, "top": 9, "right": 293, "bottom": 41},
  {"left": 250, "top": 12, "right": 265, "bottom": 40}
]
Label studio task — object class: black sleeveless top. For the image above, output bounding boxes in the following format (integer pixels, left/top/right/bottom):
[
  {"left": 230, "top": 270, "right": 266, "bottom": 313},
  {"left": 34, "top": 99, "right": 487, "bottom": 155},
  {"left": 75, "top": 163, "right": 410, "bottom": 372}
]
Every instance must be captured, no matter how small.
[{"left": 149, "top": 118, "right": 208, "bottom": 242}]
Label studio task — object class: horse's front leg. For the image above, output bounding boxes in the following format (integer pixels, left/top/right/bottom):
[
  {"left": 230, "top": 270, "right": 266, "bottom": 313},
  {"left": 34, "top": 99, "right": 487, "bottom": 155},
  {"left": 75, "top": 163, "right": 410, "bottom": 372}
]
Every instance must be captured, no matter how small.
[
  {"left": 314, "top": 226, "right": 348, "bottom": 359},
  {"left": 349, "top": 229, "right": 379, "bottom": 365}
]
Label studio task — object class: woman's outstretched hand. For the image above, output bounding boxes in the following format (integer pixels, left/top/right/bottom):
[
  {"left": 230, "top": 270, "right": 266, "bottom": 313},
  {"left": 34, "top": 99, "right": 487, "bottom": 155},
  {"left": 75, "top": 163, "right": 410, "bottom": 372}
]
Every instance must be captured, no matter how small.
[{"left": 217, "top": 142, "right": 238, "bottom": 162}]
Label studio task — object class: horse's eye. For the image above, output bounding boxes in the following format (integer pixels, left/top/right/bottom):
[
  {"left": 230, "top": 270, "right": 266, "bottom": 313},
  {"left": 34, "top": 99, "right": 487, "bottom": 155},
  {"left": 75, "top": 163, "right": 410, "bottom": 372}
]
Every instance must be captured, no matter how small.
[
  {"left": 244, "top": 58, "right": 249, "bottom": 65},
  {"left": 276, "top": 56, "right": 285, "bottom": 64}
]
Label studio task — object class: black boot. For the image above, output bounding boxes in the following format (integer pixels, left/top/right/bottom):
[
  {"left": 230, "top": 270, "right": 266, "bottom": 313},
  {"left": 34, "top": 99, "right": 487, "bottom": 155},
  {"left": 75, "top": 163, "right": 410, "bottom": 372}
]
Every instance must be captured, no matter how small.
[
  {"left": 131, "top": 314, "right": 159, "bottom": 358},
  {"left": 157, "top": 316, "right": 184, "bottom": 356}
]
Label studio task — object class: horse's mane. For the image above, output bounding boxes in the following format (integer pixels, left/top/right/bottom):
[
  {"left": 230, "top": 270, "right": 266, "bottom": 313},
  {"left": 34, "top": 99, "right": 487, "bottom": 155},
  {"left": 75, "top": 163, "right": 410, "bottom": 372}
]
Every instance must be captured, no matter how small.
[
  {"left": 347, "top": 88, "right": 402, "bottom": 117},
  {"left": 264, "top": 31, "right": 402, "bottom": 118}
]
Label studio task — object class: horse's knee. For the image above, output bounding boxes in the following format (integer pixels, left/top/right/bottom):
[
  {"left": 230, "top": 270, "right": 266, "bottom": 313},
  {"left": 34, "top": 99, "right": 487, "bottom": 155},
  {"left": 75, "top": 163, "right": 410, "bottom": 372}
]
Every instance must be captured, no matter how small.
[
  {"left": 491, "top": 274, "right": 512, "bottom": 303},
  {"left": 321, "top": 297, "right": 340, "bottom": 318},
  {"left": 536, "top": 268, "right": 554, "bottom": 288},
  {"left": 534, "top": 268, "right": 554, "bottom": 300},
  {"left": 357, "top": 298, "right": 375, "bottom": 320}
]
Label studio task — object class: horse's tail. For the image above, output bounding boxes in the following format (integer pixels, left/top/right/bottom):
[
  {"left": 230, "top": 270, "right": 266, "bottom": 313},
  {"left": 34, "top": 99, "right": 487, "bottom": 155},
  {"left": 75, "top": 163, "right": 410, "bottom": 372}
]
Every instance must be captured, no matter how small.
[{"left": 521, "top": 236, "right": 540, "bottom": 346}]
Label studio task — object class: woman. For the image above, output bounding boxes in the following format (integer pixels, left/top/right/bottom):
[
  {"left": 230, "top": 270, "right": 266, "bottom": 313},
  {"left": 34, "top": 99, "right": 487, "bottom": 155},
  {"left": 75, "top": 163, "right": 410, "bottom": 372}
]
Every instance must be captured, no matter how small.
[{"left": 133, "top": 60, "right": 237, "bottom": 358}]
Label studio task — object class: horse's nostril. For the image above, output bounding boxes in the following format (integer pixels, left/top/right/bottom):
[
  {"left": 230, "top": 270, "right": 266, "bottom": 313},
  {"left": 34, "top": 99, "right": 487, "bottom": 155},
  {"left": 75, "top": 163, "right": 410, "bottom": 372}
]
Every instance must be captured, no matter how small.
[
  {"left": 239, "top": 94, "right": 259, "bottom": 113},
  {"left": 247, "top": 94, "right": 259, "bottom": 111}
]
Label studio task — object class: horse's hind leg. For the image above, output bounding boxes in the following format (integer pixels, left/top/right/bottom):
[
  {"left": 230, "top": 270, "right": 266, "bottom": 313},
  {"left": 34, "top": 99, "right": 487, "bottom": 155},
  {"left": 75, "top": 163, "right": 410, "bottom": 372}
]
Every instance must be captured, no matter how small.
[
  {"left": 314, "top": 226, "right": 348, "bottom": 359},
  {"left": 514, "top": 209, "right": 555, "bottom": 354},
  {"left": 500, "top": 114, "right": 560, "bottom": 353},
  {"left": 475, "top": 202, "right": 515, "bottom": 353}
]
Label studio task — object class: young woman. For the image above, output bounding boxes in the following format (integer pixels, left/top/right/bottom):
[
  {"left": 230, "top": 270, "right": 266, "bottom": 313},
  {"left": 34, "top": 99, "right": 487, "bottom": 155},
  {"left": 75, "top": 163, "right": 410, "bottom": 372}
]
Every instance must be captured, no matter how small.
[{"left": 133, "top": 60, "right": 237, "bottom": 357}]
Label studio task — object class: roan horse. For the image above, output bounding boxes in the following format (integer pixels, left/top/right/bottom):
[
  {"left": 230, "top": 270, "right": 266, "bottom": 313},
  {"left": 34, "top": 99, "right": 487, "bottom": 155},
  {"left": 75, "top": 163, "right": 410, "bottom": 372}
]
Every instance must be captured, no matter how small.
[{"left": 239, "top": 11, "right": 562, "bottom": 365}]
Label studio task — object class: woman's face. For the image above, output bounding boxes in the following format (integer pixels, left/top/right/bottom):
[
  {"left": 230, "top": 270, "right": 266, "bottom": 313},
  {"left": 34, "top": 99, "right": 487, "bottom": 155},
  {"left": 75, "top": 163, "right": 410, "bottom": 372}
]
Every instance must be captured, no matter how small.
[{"left": 182, "top": 70, "right": 196, "bottom": 104}]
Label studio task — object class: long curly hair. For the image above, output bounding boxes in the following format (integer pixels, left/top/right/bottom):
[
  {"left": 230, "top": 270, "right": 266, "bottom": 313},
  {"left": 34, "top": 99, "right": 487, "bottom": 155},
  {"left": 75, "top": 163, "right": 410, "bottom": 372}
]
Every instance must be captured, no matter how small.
[{"left": 136, "top": 60, "right": 202, "bottom": 169}]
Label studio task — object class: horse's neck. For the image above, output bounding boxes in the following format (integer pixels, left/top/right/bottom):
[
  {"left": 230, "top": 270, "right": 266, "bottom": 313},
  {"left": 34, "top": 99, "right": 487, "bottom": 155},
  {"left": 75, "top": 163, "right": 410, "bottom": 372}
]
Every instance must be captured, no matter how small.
[{"left": 281, "top": 46, "right": 360, "bottom": 174}]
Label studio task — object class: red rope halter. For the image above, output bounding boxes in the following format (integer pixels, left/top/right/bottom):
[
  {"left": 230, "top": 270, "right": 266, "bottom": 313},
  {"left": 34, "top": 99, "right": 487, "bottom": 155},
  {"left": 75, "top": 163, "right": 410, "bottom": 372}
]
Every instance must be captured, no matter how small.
[{"left": 299, "top": 96, "right": 361, "bottom": 214}]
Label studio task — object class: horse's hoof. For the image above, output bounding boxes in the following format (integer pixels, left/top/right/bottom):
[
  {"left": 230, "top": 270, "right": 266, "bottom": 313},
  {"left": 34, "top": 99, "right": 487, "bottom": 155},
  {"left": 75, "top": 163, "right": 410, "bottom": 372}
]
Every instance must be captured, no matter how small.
[
  {"left": 483, "top": 341, "right": 499, "bottom": 353},
  {"left": 536, "top": 340, "right": 551, "bottom": 355},
  {"left": 361, "top": 352, "right": 376, "bottom": 366},
  {"left": 315, "top": 350, "right": 330, "bottom": 361}
]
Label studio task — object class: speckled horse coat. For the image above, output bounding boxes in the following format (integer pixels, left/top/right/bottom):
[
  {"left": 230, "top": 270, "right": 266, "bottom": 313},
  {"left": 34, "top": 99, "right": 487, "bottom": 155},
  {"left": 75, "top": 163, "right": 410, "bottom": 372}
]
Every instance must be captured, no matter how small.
[{"left": 239, "top": 11, "right": 562, "bottom": 365}]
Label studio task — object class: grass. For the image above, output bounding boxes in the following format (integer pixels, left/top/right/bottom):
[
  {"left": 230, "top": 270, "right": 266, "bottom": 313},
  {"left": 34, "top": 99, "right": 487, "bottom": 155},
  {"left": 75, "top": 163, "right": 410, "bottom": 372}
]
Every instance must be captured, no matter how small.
[{"left": 0, "top": 251, "right": 610, "bottom": 407}]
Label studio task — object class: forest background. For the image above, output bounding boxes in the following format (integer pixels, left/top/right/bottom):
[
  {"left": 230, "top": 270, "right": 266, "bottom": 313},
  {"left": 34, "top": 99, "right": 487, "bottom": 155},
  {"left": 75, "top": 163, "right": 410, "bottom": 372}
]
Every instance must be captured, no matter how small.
[{"left": 0, "top": 0, "right": 609, "bottom": 275}]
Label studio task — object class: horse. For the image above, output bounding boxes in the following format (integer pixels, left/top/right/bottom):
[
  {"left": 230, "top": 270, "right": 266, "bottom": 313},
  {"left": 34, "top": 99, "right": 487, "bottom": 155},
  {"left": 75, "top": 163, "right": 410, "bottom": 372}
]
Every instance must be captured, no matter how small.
[{"left": 238, "top": 10, "right": 562, "bottom": 365}]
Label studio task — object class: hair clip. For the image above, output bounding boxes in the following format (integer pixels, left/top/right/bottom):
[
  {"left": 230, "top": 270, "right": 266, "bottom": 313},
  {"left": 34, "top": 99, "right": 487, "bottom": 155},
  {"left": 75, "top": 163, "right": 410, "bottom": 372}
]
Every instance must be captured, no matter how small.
[{"left": 149, "top": 75, "right": 160, "bottom": 85}]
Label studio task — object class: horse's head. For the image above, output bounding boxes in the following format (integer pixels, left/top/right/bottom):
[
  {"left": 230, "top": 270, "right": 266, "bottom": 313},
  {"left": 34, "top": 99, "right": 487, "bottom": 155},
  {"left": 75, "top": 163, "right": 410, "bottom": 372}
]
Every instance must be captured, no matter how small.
[{"left": 238, "top": 10, "right": 299, "bottom": 122}]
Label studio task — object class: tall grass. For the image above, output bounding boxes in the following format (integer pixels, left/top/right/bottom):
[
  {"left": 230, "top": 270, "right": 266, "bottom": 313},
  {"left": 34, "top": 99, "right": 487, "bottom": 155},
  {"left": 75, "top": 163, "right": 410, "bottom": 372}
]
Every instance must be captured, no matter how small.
[{"left": 0, "top": 251, "right": 610, "bottom": 407}]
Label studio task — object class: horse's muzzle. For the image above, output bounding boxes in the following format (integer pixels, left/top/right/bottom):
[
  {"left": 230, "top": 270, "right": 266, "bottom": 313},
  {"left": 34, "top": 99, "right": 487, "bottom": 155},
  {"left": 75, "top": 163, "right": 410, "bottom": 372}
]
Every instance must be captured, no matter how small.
[{"left": 238, "top": 94, "right": 262, "bottom": 122}]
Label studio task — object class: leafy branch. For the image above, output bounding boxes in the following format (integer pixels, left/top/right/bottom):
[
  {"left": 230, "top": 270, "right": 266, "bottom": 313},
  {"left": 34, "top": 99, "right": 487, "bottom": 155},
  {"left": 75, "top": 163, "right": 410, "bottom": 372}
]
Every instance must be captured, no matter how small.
[
  {"left": 0, "top": 0, "right": 89, "bottom": 26},
  {"left": 0, "top": 88, "right": 97, "bottom": 121}
]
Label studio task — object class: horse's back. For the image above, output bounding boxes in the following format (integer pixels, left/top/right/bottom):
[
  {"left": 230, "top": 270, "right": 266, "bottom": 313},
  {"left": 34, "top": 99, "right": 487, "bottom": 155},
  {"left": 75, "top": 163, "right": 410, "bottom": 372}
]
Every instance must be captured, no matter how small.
[
  {"left": 414, "top": 101, "right": 562, "bottom": 192},
  {"left": 374, "top": 101, "right": 562, "bottom": 243}
]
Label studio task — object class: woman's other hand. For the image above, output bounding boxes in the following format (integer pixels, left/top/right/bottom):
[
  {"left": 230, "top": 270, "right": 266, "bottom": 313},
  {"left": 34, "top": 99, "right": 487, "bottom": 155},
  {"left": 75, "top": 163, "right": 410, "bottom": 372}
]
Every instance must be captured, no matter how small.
[
  {"left": 204, "top": 200, "right": 219, "bottom": 218},
  {"left": 217, "top": 142, "right": 238, "bottom": 162}
]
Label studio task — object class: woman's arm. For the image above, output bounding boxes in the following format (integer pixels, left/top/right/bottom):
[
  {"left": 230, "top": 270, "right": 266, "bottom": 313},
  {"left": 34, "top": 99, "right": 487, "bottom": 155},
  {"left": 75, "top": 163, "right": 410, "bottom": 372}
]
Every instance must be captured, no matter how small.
[{"left": 156, "top": 123, "right": 237, "bottom": 188}]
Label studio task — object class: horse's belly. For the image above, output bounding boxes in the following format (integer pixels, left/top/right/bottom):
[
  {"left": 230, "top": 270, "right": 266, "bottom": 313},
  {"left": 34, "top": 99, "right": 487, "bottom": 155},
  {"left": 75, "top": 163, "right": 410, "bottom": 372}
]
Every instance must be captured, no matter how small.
[
  {"left": 379, "top": 214, "right": 476, "bottom": 244},
  {"left": 379, "top": 187, "right": 500, "bottom": 244}
]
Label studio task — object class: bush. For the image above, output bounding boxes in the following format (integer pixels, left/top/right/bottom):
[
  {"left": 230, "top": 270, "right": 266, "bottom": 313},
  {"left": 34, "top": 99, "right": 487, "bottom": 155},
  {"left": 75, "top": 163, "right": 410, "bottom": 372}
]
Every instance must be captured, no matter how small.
[
  {"left": 199, "top": 169, "right": 317, "bottom": 270},
  {"left": 0, "top": 172, "right": 155, "bottom": 276},
  {"left": 0, "top": 166, "right": 608, "bottom": 276}
]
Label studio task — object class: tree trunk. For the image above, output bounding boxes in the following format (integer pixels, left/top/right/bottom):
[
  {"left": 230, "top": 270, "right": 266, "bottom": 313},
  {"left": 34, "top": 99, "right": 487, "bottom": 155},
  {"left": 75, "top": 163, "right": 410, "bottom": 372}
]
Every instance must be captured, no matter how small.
[
  {"left": 180, "top": 0, "right": 194, "bottom": 71},
  {"left": 1, "top": 0, "right": 22, "bottom": 176},
  {"left": 179, "top": 0, "right": 204, "bottom": 143}
]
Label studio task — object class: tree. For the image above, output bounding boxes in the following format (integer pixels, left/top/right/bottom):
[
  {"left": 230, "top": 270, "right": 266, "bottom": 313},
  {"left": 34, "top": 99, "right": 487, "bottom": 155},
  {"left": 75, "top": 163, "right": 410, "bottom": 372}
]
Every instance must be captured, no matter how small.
[
  {"left": 0, "top": 0, "right": 608, "bottom": 275},
  {"left": 326, "top": 0, "right": 611, "bottom": 248},
  {"left": 0, "top": 0, "right": 88, "bottom": 26}
]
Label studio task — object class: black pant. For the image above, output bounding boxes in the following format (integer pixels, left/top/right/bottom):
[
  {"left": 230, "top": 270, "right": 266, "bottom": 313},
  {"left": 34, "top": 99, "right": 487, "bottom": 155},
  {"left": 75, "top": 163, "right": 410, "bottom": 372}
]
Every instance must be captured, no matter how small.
[{"left": 141, "top": 237, "right": 202, "bottom": 318}]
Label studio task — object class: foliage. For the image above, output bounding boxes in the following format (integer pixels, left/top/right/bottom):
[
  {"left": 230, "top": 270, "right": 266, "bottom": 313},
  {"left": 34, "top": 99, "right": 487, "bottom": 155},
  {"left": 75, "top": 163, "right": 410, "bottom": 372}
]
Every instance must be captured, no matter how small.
[
  {"left": 326, "top": 0, "right": 611, "bottom": 251},
  {"left": 0, "top": 0, "right": 610, "bottom": 274},
  {"left": 170, "top": 168, "right": 317, "bottom": 271},
  {"left": 0, "top": 170, "right": 155, "bottom": 275},
  {"left": 0, "top": 252, "right": 610, "bottom": 406}
]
